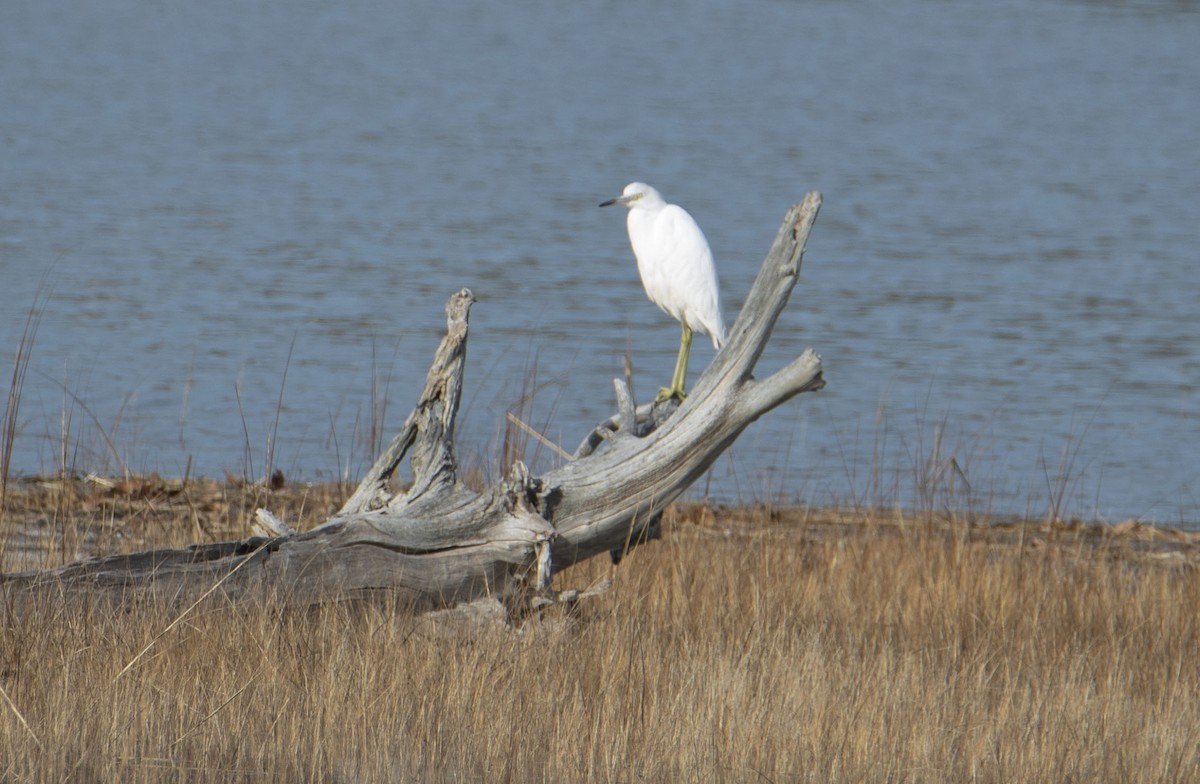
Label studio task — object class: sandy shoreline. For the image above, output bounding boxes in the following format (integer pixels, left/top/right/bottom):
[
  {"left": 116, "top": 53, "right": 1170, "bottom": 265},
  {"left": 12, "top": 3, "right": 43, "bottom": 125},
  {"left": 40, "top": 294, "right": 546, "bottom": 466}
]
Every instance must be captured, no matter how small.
[{"left": 4, "top": 473, "right": 1198, "bottom": 574}]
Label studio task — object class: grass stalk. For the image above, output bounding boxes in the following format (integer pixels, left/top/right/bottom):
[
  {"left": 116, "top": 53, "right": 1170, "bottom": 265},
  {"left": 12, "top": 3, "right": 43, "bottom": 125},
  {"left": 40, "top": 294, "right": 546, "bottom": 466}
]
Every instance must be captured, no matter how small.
[{"left": 2, "top": 287, "right": 50, "bottom": 520}]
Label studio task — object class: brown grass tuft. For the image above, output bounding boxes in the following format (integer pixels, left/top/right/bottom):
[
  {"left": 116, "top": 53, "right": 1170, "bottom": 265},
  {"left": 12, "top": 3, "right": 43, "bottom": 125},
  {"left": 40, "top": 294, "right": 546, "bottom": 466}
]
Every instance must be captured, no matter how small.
[{"left": 2, "top": 483, "right": 1199, "bottom": 781}]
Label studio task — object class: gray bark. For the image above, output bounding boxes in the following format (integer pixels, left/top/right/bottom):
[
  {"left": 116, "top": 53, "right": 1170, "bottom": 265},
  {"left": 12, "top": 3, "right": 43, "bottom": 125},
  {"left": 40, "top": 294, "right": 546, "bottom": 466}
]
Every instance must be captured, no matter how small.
[{"left": 1, "top": 193, "right": 825, "bottom": 613}]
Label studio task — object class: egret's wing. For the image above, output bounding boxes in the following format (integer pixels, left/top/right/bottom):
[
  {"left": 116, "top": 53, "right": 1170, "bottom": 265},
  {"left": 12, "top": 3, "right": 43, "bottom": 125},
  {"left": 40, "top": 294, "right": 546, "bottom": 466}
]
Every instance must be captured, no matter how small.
[
  {"left": 627, "top": 208, "right": 673, "bottom": 316},
  {"left": 656, "top": 205, "right": 725, "bottom": 347}
]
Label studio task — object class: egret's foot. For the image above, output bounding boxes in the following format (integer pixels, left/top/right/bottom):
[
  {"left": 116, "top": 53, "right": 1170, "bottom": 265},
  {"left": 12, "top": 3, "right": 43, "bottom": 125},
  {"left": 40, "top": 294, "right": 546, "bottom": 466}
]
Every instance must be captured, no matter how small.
[{"left": 655, "top": 386, "right": 686, "bottom": 404}]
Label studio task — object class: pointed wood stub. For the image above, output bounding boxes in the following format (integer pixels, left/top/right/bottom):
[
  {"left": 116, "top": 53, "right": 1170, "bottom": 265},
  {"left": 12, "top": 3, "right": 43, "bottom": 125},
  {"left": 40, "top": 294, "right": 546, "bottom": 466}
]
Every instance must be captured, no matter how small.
[
  {"left": 402, "top": 287, "right": 475, "bottom": 506},
  {"left": 336, "top": 288, "right": 475, "bottom": 516}
]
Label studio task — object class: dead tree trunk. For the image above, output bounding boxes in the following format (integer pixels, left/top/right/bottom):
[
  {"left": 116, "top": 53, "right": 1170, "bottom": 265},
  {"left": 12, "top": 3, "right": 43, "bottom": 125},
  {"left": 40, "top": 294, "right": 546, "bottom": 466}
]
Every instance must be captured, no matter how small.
[{"left": 2, "top": 193, "right": 824, "bottom": 612}]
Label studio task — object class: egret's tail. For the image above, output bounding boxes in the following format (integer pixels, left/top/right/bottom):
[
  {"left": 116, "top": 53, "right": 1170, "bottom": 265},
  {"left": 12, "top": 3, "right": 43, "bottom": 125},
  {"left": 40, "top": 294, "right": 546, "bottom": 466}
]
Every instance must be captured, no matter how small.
[
  {"left": 711, "top": 318, "right": 727, "bottom": 351},
  {"left": 686, "top": 312, "right": 726, "bottom": 351}
]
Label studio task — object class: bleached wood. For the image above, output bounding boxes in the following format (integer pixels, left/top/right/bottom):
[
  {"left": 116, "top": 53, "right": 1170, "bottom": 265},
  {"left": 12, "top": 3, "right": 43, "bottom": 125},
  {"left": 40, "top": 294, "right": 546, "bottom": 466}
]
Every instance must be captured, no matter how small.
[
  {"left": 252, "top": 508, "right": 294, "bottom": 537},
  {"left": 2, "top": 194, "right": 824, "bottom": 614}
]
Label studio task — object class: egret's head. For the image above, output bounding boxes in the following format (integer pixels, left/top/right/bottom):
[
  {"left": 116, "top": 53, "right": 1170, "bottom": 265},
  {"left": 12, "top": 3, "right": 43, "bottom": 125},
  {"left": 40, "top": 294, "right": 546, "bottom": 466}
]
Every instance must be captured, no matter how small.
[{"left": 599, "top": 182, "right": 662, "bottom": 209}]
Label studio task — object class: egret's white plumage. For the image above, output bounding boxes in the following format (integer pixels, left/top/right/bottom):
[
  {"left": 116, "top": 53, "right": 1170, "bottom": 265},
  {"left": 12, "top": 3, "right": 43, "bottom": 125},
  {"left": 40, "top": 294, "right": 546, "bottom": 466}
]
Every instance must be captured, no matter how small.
[{"left": 600, "top": 182, "right": 726, "bottom": 401}]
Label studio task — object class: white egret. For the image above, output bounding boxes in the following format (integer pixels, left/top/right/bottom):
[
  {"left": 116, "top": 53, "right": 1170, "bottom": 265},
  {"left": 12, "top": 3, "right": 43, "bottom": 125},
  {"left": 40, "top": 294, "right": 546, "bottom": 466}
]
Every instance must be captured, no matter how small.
[{"left": 600, "top": 182, "right": 726, "bottom": 402}]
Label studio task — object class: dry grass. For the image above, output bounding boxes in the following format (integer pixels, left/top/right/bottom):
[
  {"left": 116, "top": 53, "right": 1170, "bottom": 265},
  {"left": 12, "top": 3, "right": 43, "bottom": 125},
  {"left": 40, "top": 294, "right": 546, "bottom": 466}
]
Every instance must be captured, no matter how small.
[
  {"left": 2, "top": 481, "right": 1200, "bottom": 782},
  {"left": 0, "top": 475, "right": 346, "bottom": 572}
]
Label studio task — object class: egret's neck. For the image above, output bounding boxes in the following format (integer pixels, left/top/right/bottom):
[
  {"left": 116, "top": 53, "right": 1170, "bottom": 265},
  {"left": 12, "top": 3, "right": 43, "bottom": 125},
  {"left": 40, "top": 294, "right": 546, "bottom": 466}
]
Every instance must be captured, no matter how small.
[{"left": 627, "top": 200, "right": 664, "bottom": 227}]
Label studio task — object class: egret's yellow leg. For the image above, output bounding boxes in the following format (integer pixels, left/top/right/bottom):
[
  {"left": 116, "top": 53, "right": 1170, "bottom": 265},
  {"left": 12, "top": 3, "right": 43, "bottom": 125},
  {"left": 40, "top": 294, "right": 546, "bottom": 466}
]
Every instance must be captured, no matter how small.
[{"left": 657, "top": 323, "right": 694, "bottom": 403}]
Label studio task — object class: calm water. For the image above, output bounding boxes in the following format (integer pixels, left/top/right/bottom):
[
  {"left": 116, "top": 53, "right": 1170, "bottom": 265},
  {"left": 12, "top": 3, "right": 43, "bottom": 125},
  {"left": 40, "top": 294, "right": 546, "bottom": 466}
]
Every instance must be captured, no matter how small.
[{"left": 2, "top": 0, "right": 1198, "bottom": 524}]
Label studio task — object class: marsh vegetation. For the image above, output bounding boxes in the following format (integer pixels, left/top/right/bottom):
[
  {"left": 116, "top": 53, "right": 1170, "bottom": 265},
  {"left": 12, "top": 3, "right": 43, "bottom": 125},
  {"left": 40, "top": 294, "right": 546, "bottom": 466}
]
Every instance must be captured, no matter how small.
[{"left": 2, "top": 478, "right": 1197, "bottom": 782}]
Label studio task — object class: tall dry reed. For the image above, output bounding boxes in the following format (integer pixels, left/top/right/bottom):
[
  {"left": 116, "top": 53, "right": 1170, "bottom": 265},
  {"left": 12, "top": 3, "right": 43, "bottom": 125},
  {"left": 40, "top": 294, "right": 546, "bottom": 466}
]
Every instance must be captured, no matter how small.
[{"left": 2, "top": 496, "right": 1197, "bottom": 782}]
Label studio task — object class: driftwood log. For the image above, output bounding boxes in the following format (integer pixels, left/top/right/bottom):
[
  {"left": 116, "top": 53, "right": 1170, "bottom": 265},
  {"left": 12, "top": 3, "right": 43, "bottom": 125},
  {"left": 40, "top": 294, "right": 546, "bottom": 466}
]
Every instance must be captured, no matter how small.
[{"left": 2, "top": 193, "right": 825, "bottom": 613}]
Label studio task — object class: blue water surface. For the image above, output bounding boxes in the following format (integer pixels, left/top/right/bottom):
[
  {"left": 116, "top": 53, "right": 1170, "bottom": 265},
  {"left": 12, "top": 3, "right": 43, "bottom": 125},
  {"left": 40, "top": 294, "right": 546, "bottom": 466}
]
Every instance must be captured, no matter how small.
[{"left": 2, "top": 0, "right": 1197, "bottom": 523}]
